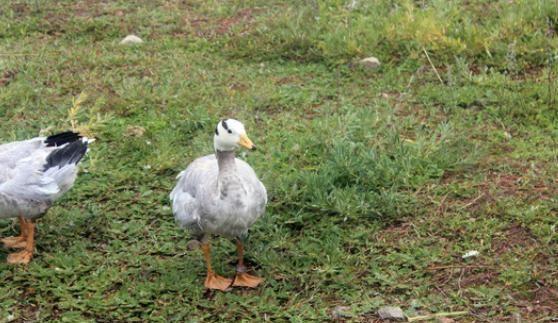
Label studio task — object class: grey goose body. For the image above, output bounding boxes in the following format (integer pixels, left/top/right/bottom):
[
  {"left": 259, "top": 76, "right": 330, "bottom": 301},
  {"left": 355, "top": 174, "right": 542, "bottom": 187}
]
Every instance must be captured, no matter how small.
[{"left": 170, "top": 119, "right": 267, "bottom": 290}]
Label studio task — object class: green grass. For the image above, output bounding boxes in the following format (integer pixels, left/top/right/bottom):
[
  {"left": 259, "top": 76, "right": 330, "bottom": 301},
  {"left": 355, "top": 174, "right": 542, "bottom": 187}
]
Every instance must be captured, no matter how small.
[{"left": 0, "top": 0, "right": 556, "bottom": 321}]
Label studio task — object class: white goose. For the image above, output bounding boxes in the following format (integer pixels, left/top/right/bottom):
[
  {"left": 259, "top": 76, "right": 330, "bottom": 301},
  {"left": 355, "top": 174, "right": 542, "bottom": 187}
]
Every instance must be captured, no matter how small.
[
  {"left": 0, "top": 131, "right": 91, "bottom": 264},
  {"left": 171, "top": 119, "right": 267, "bottom": 290}
]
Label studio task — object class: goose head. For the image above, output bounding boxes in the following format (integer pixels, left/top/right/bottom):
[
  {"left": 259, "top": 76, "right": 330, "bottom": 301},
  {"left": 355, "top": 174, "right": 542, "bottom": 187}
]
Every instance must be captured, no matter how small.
[{"left": 214, "top": 119, "right": 255, "bottom": 152}]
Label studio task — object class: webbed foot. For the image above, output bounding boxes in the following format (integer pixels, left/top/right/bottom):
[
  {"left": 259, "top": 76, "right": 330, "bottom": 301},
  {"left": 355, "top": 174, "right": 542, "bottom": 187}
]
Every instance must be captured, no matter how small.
[
  {"left": 7, "top": 250, "right": 33, "bottom": 265},
  {"left": 204, "top": 272, "right": 233, "bottom": 291},
  {"left": 2, "top": 236, "right": 27, "bottom": 249},
  {"left": 232, "top": 272, "right": 263, "bottom": 288}
]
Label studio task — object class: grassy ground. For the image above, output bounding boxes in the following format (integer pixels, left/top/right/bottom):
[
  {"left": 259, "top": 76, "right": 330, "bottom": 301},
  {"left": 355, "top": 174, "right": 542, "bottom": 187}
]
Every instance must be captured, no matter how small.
[{"left": 0, "top": 0, "right": 556, "bottom": 321}]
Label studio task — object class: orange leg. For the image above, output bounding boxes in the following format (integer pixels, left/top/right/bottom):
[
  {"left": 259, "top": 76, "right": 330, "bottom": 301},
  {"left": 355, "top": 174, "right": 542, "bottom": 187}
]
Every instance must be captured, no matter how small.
[
  {"left": 232, "top": 239, "right": 263, "bottom": 288},
  {"left": 7, "top": 219, "right": 35, "bottom": 265},
  {"left": 201, "top": 241, "right": 232, "bottom": 291},
  {"left": 1, "top": 216, "right": 28, "bottom": 249}
]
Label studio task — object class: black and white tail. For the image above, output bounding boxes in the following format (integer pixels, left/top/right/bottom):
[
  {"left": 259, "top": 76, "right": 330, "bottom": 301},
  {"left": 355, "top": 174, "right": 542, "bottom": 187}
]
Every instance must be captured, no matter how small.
[
  {"left": 44, "top": 131, "right": 83, "bottom": 147},
  {"left": 41, "top": 132, "right": 92, "bottom": 197},
  {"left": 43, "top": 132, "right": 91, "bottom": 171}
]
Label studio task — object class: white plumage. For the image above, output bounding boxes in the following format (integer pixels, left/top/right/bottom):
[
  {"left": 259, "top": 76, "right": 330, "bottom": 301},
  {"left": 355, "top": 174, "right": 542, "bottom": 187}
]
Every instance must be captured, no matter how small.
[{"left": 0, "top": 132, "right": 91, "bottom": 264}]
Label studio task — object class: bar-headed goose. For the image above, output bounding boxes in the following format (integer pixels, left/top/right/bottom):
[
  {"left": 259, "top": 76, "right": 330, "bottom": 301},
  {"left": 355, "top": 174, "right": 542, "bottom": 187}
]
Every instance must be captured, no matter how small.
[
  {"left": 0, "top": 131, "right": 91, "bottom": 264},
  {"left": 171, "top": 119, "right": 267, "bottom": 290}
]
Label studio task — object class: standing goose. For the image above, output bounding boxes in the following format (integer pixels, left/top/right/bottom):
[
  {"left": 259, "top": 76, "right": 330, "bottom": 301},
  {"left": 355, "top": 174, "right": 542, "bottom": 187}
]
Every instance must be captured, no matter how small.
[
  {"left": 0, "top": 131, "right": 91, "bottom": 264},
  {"left": 171, "top": 119, "right": 267, "bottom": 290}
]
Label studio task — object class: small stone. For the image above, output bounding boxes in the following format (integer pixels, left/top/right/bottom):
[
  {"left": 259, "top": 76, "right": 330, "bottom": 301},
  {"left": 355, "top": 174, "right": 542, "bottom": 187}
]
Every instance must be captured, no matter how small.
[
  {"left": 359, "top": 56, "right": 381, "bottom": 69},
  {"left": 346, "top": 0, "right": 359, "bottom": 10},
  {"left": 186, "top": 240, "right": 201, "bottom": 250},
  {"left": 332, "top": 306, "right": 352, "bottom": 319},
  {"left": 462, "top": 250, "right": 480, "bottom": 259},
  {"left": 125, "top": 125, "right": 146, "bottom": 137},
  {"left": 378, "top": 306, "right": 405, "bottom": 321},
  {"left": 120, "top": 34, "right": 143, "bottom": 45}
]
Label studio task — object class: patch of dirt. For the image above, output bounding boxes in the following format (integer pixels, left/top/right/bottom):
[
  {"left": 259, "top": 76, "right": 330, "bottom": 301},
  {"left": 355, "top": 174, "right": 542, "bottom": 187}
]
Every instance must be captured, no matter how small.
[
  {"left": 492, "top": 224, "right": 537, "bottom": 255},
  {"left": 509, "top": 65, "right": 547, "bottom": 81},
  {"left": 11, "top": 2, "right": 30, "bottom": 17},
  {"left": 72, "top": 0, "right": 115, "bottom": 19},
  {"left": 513, "top": 282, "right": 558, "bottom": 319},
  {"left": 489, "top": 172, "right": 522, "bottom": 197},
  {"left": 436, "top": 163, "right": 556, "bottom": 216},
  {"left": 187, "top": 8, "right": 263, "bottom": 38},
  {"left": 41, "top": 11, "right": 69, "bottom": 36},
  {"left": 481, "top": 162, "right": 557, "bottom": 200},
  {"left": 532, "top": 286, "right": 558, "bottom": 307},
  {"left": 228, "top": 82, "right": 249, "bottom": 92},
  {"left": 459, "top": 269, "right": 499, "bottom": 288},
  {"left": 274, "top": 76, "right": 303, "bottom": 85},
  {"left": 429, "top": 264, "right": 499, "bottom": 289},
  {"left": 215, "top": 8, "right": 258, "bottom": 35},
  {"left": 532, "top": 251, "right": 553, "bottom": 270},
  {"left": 14, "top": 303, "right": 40, "bottom": 321},
  {"left": 0, "top": 70, "right": 17, "bottom": 87},
  {"left": 375, "top": 222, "right": 412, "bottom": 244}
]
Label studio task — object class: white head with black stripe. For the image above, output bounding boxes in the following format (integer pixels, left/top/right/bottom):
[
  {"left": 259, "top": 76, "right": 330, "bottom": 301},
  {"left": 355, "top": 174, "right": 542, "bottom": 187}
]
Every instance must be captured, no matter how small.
[{"left": 214, "top": 119, "right": 255, "bottom": 152}]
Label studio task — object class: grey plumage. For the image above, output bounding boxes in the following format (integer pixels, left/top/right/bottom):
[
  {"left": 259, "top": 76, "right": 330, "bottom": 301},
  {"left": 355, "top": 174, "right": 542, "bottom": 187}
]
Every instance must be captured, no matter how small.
[
  {"left": 170, "top": 150, "right": 267, "bottom": 239},
  {"left": 170, "top": 119, "right": 266, "bottom": 290},
  {"left": 0, "top": 133, "right": 90, "bottom": 220}
]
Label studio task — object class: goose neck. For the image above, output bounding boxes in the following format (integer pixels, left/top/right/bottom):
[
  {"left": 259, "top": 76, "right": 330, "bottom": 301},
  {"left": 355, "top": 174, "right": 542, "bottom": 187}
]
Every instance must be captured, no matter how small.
[{"left": 216, "top": 149, "right": 236, "bottom": 174}]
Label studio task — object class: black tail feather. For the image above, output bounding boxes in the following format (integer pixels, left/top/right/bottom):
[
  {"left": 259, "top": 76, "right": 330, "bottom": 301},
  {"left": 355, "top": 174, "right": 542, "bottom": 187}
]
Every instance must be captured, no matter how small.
[
  {"left": 43, "top": 140, "right": 88, "bottom": 171},
  {"left": 44, "top": 131, "right": 82, "bottom": 147}
]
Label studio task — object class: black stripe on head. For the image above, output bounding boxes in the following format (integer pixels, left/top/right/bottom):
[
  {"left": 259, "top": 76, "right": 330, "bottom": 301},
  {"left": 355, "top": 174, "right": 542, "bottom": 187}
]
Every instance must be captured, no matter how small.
[
  {"left": 221, "top": 119, "right": 232, "bottom": 134},
  {"left": 215, "top": 125, "right": 219, "bottom": 135}
]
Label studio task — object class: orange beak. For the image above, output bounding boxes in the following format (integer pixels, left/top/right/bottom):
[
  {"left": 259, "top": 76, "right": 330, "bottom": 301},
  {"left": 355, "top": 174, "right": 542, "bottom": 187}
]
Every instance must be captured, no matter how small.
[{"left": 238, "top": 134, "right": 256, "bottom": 150}]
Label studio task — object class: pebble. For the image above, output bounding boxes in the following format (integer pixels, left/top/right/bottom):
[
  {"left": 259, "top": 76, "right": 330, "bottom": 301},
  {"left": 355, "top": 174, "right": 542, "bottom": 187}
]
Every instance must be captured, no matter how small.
[
  {"left": 120, "top": 34, "right": 143, "bottom": 45},
  {"left": 378, "top": 306, "right": 405, "bottom": 321},
  {"left": 359, "top": 56, "right": 381, "bottom": 69}
]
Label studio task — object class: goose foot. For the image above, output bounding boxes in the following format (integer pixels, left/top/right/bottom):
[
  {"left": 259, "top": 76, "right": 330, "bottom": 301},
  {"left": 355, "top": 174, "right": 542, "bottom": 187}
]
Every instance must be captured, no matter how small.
[
  {"left": 7, "top": 250, "right": 33, "bottom": 265},
  {"left": 2, "top": 236, "right": 27, "bottom": 249},
  {"left": 204, "top": 272, "right": 232, "bottom": 291},
  {"left": 233, "top": 239, "right": 263, "bottom": 288},
  {"left": 6, "top": 219, "right": 35, "bottom": 265},
  {"left": 232, "top": 272, "right": 263, "bottom": 288},
  {"left": 2, "top": 216, "right": 28, "bottom": 249}
]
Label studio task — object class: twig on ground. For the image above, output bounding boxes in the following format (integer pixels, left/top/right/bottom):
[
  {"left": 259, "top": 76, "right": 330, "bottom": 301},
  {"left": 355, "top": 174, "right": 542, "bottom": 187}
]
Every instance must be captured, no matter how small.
[
  {"left": 457, "top": 268, "right": 465, "bottom": 297},
  {"left": 0, "top": 53, "right": 40, "bottom": 56},
  {"left": 458, "top": 193, "right": 485, "bottom": 210},
  {"left": 407, "top": 311, "right": 469, "bottom": 322},
  {"left": 422, "top": 47, "right": 444, "bottom": 85},
  {"left": 427, "top": 265, "right": 496, "bottom": 270}
]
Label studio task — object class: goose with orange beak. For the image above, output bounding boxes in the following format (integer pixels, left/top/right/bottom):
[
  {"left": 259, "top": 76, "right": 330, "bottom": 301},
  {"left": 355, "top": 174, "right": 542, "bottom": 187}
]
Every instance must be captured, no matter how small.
[{"left": 170, "top": 119, "right": 267, "bottom": 290}]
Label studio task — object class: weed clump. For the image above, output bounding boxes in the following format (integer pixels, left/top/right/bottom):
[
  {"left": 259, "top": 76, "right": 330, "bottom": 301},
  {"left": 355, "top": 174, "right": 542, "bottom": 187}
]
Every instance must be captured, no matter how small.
[{"left": 268, "top": 105, "right": 475, "bottom": 223}]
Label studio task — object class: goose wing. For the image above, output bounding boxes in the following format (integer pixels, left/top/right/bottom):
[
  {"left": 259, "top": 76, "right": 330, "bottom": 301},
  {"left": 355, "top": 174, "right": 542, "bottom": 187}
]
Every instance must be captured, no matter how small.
[
  {"left": 236, "top": 159, "right": 267, "bottom": 216},
  {"left": 0, "top": 138, "right": 45, "bottom": 181},
  {"left": 170, "top": 155, "right": 218, "bottom": 229},
  {"left": 0, "top": 132, "right": 84, "bottom": 183},
  {"left": 0, "top": 133, "right": 89, "bottom": 218}
]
